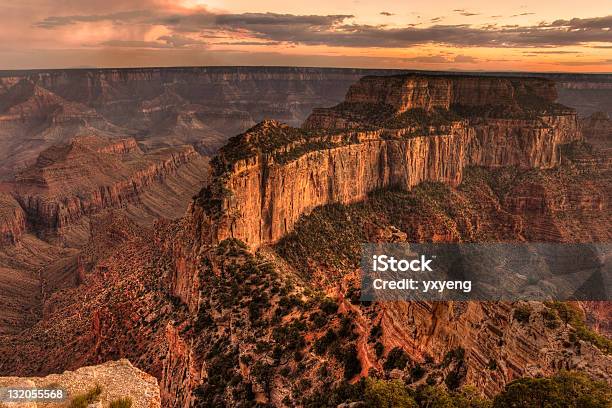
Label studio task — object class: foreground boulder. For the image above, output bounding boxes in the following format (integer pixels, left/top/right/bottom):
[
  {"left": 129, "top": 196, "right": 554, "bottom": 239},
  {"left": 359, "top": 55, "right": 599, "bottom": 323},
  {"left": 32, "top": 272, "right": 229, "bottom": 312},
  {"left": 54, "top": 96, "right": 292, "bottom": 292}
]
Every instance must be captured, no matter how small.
[{"left": 0, "top": 359, "right": 160, "bottom": 407}]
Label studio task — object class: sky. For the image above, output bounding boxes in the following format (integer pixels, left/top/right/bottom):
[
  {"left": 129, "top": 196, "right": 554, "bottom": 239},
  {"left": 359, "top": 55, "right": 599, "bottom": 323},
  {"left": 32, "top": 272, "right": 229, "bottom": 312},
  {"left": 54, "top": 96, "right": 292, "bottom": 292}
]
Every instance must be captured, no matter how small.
[{"left": 0, "top": 0, "right": 610, "bottom": 72}]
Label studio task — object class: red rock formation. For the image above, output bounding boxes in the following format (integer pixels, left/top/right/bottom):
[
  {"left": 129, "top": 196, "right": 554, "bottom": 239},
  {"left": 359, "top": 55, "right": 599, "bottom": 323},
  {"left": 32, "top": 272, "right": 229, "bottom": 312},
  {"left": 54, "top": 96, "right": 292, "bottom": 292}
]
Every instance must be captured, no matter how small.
[
  {"left": 158, "top": 75, "right": 607, "bottom": 402},
  {"left": 342, "top": 75, "right": 556, "bottom": 113},
  {"left": 196, "top": 114, "right": 579, "bottom": 249},
  {"left": 0, "top": 67, "right": 394, "bottom": 178},
  {"left": 0, "top": 193, "right": 26, "bottom": 245},
  {"left": 1, "top": 72, "right": 609, "bottom": 407},
  {"left": 11, "top": 136, "right": 203, "bottom": 238},
  {"left": 165, "top": 75, "right": 583, "bottom": 315}
]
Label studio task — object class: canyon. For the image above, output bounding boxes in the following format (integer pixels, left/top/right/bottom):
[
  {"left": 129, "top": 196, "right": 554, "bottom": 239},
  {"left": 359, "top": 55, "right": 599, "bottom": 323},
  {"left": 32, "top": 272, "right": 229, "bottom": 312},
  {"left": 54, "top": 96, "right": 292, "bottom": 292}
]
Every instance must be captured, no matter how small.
[
  {"left": 0, "top": 135, "right": 208, "bottom": 335},
  {"left": 0, "top": 69, "right": 609, "bottom": 407},
  {"left": 192, "top": 75, "right": 581, "bottom": 249},
  {"left": 151, "top": 74, "right": 610, "bottom": 405},
  {"left": 0, "top": 67, "right": 609, "bottom": 180}
]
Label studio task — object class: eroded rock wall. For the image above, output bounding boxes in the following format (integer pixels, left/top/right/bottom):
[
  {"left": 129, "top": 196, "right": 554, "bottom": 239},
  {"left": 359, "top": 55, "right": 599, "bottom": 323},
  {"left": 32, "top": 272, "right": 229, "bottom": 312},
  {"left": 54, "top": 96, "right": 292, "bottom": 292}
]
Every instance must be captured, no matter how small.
[
  {"left": 205, "top": 115, "right": 579, "bottom": 248},
  {"left": 13, "top": 144, "right": 200, "bottom": 235},
  {"left": 344, "top": 75, "right": 557, "bottom": 113},
  {"left": 0, "top": 193, "right": 26, "bottom": 245}
]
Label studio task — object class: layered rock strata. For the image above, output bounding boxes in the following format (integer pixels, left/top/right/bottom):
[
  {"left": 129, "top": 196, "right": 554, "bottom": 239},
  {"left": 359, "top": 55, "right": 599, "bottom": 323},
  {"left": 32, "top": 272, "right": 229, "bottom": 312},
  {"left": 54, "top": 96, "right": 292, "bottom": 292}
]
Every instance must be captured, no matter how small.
[
  {"left": 10, "top": 136, "right": 204, "bottom": 238},
  {"left": 0, "top": 193, "right": 26, "bottom": 245},
  {"left": 191, "top": 75, "right": 581, "bottom": 250},
  {"left": 167, "top": 75, "right": 583, "bottom": 314},
  {"left": 341, "top": 75, "right": 557, "bottom": 113},
  {"left": 0, "top": 68, "right": 608, "bottom": 180}
]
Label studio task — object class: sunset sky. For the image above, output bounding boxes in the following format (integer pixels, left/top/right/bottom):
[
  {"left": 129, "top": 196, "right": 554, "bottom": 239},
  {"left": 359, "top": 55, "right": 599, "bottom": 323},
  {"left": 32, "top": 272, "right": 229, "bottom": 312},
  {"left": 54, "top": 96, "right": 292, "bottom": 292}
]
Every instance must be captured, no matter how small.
[{"left": 0, "top": 0, "right": 610, "bottom": 72}]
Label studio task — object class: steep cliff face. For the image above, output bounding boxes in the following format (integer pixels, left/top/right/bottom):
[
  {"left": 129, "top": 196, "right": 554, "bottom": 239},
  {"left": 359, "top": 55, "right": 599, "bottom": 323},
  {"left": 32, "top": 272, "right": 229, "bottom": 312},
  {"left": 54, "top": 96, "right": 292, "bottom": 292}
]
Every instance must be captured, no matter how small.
[
  {"left": 156, "top": 75, "right": 606, "bottom": 403},
  {"left": 0, "top": 193, "right": 25, "bottom": 245},
  {"left": 342, "top": 75, "right": 557, "bottom": 113},
  {"left": 194, "top": 89, "right": 579, "bottom": 249},
  {"left": 1, "top": 72, "right": 608, "bottom": 407},
  {"left": 272, "top": 160, "right": 611, "bottom": 397},
  {"left": 0, "top": 68, "right": 607, "bottom": 179}
]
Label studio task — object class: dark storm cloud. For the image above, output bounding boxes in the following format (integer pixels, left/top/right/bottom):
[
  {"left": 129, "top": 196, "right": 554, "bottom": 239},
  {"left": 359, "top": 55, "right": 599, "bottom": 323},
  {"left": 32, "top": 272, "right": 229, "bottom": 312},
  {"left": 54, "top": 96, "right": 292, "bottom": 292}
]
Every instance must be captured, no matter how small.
[
  {"left": 380, "top": 12, "right": 394, "bottom": 16},
  {"left": 549, "top": 15, "right": 612, "bottom": 29},
  {"left": 100, "top": 35, "right": 207, "bottom": 48},
  {"left": 35, "top": 9, "right": 612, "bottom": 49},
  {"left": 35, "top": 10, "right": 153, "bottom": 28}
]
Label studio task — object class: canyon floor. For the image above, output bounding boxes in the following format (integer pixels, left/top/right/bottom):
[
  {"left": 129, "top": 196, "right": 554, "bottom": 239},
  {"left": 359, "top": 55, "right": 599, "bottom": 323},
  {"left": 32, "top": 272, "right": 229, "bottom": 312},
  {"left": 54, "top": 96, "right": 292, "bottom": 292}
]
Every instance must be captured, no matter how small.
[{"left": 0, "top": 69, "right": 610, "bottom": 407}]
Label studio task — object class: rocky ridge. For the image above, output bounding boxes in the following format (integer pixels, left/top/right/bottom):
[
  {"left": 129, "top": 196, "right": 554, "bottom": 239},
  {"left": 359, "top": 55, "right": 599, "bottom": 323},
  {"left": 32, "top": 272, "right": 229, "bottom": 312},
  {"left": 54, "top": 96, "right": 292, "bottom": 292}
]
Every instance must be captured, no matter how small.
[
  {"left": 189, "top": 74, "right": 581, "bottom": 251},
  {"left": 0, "top": 134, "right": 208, "bottom": 335},
  {"left": 6, "top": 135, "right": 207, "bottom": 242},
  {"left": 155, "top": 74, "right": 609, "bottom": 404},
  {"left": 0, "top": 67, "right": 391, "bottom": 179}
]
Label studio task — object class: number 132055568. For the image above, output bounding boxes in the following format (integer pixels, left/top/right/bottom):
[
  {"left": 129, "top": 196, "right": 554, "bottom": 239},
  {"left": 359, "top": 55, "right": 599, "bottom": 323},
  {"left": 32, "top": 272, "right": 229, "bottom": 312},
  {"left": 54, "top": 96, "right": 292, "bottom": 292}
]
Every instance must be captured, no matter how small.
[{"left": 0, "top": 387, "right": 67, "bottom": 402}]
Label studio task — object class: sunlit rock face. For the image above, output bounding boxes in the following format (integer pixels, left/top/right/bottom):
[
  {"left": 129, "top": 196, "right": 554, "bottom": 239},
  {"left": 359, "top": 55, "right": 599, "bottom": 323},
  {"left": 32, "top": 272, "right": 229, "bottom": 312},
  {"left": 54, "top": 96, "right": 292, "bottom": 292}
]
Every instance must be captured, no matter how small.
[{"left": 192, "top": 75, "right": 581, "bottom": 249}]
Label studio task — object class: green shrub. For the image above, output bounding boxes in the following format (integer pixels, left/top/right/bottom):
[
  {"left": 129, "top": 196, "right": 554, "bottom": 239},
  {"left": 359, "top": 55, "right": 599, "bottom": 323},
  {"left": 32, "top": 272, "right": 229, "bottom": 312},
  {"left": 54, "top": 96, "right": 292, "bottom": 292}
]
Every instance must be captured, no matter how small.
[
  {"left": 68, "top": 384, "right": 102, "bottom": 408},
  {"left": 374, "top": 341, "right": 384, "bottom": 358},
  {"left": 441, "top": 348, "right": 465, "bottom": 368},
  {"left": 313, "top": 329, "right": 337, "bottom": 355},
  {"left": 415, "top": 385, "right": 491, "bottom": 408},
  {"left": 342, "top": 345, "right": 362, "bottom": 380},
  {"left": 320, "top": 297, "right": 339, "bottom": 315},
  {"left": 109, "top": 397, "right": 133, "bottom": 408},
  {"left": 513, "top": 305, "right": 531, "bottom": 324},
  {"left": 547, "top": 301, "right": 612, "bottom": 354},
  {"left": 540, "top": 308, "right": 560, "bottom": 329},
  {"left": 411, "top": 364, "right": 426, "bottom": 381},
  {"left": 364, "top": 378, "right": 417, "bottom": 408},
  {"left": 493, "top": 371, "right": 611, "bottom": 407},
  {"left": 383, "top": 346, "right": 410, "bottom": 371}
]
